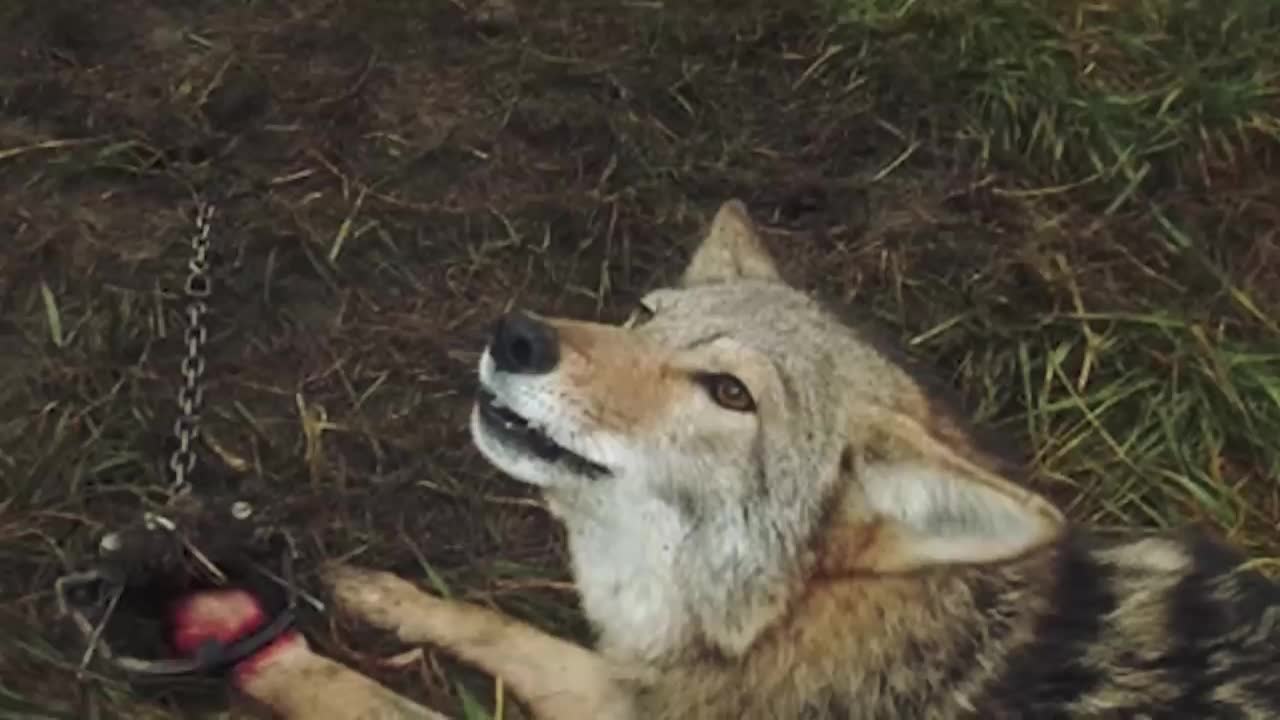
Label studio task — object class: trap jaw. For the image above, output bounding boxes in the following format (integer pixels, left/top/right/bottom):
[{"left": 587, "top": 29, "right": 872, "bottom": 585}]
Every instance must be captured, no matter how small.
[
  {"left": 55, "top": 500, "right": 314, "bottom": 679},
  {"left": 56, "top": 573, "right": 297, "bottom": 679}
]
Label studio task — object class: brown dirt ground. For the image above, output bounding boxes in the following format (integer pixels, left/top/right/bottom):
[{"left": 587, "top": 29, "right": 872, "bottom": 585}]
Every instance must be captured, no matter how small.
[{"left": 1, "top": 0, "right": 1276, "bottom": 718}]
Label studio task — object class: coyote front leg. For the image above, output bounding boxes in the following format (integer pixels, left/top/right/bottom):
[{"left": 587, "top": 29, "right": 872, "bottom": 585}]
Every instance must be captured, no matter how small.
[{"left": 324, "top": 564, "right": 635, "bottom": 720}]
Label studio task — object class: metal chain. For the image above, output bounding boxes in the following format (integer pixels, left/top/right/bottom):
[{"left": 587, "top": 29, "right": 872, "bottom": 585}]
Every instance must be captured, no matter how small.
[{"left": 169, "top": 203, "right": 215, "bottom": 493}]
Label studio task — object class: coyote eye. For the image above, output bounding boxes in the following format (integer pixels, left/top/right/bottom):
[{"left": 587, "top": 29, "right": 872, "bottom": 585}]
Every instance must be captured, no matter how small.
[{"left": 700, "top": 373, "right": 756, "bottom": 413}]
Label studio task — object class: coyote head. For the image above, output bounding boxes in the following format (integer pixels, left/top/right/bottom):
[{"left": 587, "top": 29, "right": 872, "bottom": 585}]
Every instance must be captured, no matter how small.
[{"left": 471, "top": 200, "right": 1065, "bottom": 660}]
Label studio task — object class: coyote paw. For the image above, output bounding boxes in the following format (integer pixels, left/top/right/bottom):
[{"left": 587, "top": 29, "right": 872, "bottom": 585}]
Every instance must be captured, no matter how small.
[{"left": 322, "top": 563, "right": 442, "bottom": 635}]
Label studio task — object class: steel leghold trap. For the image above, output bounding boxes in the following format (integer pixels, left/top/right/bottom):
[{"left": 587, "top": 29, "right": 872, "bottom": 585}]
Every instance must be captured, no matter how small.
[{"left": 54, "top": 202, "right": 321, "bottom": 680}]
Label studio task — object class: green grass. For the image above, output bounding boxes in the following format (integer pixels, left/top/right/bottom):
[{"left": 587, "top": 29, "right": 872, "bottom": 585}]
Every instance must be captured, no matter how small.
[
  {"left": 837, "top": 0, "right": 1280, "bottom": 198},
  {"left": 827, "top": 0, "right": 1280, "bottom": 552},
  {"left": 1, "top": 0, "right": 1278, "bottom": 717}
]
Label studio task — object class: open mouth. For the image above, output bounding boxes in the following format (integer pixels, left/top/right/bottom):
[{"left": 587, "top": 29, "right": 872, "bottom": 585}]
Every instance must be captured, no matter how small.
[{"left": 475, "top": 389, "right": 609, "bottom": 478}]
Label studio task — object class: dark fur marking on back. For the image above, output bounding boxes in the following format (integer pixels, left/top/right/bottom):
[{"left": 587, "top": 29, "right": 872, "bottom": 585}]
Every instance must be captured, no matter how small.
[
  {"left": 980, "top": 533, "right": 1115, "bottom": 710},
  {"left": 1162, "top": 531, "right": 1280, "bottom": 717},
  {"left": 1166, "top": 534, "right": 1243, "bottom": 716}
]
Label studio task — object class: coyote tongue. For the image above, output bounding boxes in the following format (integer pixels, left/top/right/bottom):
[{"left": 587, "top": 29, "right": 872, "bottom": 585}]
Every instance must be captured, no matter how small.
[{"left": 170, "top": 589, "right": 446, "bottom": 719}]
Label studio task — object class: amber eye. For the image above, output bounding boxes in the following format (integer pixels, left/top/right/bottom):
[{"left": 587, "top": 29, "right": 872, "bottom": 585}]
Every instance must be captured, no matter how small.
[{"left": 702, "top": 373, "right": 756, "bottom": 412}]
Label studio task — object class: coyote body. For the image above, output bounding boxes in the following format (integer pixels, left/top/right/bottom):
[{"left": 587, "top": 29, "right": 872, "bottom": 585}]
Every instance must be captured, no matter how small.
[
  {"left": 624, "top": 530, "right": 1280, "bottom": 719},
  {"left": 323, "top": 200, "right": 1279, "bottom": 720}
]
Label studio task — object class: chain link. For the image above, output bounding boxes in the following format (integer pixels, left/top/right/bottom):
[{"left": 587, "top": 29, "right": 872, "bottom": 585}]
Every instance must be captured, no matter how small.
[{"left": 169, "top": 204, "right": 215, "bottom": 493}]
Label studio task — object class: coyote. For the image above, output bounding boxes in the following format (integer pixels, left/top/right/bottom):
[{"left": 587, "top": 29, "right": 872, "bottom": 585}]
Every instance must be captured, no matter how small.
[{"left": 185, "top": 200, "right": 1279, "bottom": 719}]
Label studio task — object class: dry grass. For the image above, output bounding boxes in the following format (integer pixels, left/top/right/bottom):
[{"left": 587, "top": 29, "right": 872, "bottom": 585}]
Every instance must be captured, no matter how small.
[{"left": 0, "top": 0, "right": 1277, "bottom": 717}]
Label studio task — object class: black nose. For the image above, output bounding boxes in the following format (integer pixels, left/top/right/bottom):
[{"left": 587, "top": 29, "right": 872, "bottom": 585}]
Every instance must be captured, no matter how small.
[{"left": 490, "top": 311, "right": 560, "bottom": 374}]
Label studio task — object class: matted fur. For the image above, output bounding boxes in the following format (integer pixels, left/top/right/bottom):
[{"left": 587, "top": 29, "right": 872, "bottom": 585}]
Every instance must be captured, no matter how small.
[{"left": 323, "top": 200, "right": 1279, "bottom": 720}]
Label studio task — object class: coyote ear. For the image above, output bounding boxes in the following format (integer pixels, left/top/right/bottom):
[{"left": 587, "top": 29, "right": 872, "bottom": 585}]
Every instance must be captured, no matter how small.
[
  {"left": 851, "top": 415, "right": 1064, "bottom": 572},
  {"left": 681, "top": 200, "right": 782, "bottom": 287}
]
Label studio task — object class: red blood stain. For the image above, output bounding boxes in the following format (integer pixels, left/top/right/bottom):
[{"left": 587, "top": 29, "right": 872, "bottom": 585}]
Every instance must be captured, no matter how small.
[{"left": 169, "top": 589, "right": 304, "bottom": 684}]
